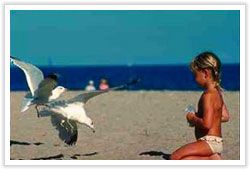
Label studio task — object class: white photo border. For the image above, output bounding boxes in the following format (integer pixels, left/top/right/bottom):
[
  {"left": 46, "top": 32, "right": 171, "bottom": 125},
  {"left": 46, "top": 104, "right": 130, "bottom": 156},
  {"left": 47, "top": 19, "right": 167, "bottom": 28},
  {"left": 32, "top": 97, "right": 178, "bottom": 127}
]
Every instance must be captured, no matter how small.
[{"left": 4, "top": 4, "right": 245, "bottom": 166}]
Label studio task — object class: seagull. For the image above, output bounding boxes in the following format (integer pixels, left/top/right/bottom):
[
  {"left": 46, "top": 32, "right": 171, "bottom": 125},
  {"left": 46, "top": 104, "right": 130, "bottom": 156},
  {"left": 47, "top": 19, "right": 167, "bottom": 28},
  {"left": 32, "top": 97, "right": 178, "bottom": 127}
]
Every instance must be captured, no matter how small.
[
  {"left": 39, "top": 79, "right": 140, "bottom": 145},
  {"left": 10, "top": 56, "right": 67, "bottom": 117}
]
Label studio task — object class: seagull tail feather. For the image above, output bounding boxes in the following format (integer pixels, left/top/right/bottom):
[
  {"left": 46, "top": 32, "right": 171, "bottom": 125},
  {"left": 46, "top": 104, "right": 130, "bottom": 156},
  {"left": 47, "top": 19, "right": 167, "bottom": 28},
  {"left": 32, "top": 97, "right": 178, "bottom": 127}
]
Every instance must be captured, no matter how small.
[{"left": 21, "top": 97, "right": 33, "bottom": 112}]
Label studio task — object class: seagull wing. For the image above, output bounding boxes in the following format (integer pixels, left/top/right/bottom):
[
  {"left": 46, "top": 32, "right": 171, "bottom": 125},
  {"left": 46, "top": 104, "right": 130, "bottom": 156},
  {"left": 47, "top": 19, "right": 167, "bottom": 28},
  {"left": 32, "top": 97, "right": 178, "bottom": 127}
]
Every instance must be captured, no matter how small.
[
  {"left": 20, "top": 92, "right": 34, "bottom": 112},
  {"left": 35, "top": 78, "right": 57, "bottom": 102},
  {"left": 38, "top": 103, "right": 78, "bottom": 146},
  {"left": 10, "top": 56, "right": 44, "bottom": 96},
  {"left": 67, "top": 90, "right": 109, "bottom": 104},
  {"left": 67, "top": 78, "right": 140, "bottom": 104},
  {"left": 50, "top": 113, "right": 78, "bottom": 146}
]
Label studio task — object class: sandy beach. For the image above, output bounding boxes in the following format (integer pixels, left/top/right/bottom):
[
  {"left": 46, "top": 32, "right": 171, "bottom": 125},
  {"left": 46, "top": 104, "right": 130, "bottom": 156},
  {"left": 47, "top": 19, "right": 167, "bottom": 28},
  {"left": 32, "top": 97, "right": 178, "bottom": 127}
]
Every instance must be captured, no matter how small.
[{"left": 10, "top": 91, "right": 240, "bottom": 160}]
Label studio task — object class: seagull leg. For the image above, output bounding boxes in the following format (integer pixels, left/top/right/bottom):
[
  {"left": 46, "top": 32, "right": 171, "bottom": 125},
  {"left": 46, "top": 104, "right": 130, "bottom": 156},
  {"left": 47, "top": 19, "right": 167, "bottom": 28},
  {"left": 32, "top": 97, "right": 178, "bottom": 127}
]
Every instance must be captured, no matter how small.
[
  {"left": 66, "top": 119, "right": 74, "bottom": 133},
  {"left": 35, "top": 105, "right": 40, "bottom": 118}
]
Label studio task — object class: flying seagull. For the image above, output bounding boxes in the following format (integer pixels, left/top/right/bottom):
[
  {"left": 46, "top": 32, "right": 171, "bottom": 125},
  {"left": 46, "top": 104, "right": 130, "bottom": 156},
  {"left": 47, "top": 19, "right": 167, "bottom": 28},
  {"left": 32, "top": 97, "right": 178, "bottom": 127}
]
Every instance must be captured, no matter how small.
[
  {"left": 10, "top": 56, "right": 66, "bottom": 117},
  {"left": 39, "top": 79, "right": 140, "bottom": 145}
]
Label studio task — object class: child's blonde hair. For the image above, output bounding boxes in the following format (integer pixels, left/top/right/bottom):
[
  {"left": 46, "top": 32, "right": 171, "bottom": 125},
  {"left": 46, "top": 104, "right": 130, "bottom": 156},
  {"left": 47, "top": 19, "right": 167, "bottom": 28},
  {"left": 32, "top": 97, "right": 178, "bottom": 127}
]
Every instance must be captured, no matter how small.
[{"left": 190, "top": 51, "right": 222, "bottom": 87}]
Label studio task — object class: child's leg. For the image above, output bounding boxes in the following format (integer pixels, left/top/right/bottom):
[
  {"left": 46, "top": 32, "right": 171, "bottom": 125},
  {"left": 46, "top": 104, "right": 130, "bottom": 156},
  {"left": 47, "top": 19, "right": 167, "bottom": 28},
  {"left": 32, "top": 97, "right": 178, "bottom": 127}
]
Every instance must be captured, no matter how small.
[
  {"left": 210, "top": 153, "right": 222, "bottom": 160},
  {"left": 181, "top": 154, "right": 222, "bottom": 160},
  {"left": 181, "top": 156, "right": 212, "bottom": 160},
  {"left": 170, "top": 140, "right": 213, "bottom": 160}
]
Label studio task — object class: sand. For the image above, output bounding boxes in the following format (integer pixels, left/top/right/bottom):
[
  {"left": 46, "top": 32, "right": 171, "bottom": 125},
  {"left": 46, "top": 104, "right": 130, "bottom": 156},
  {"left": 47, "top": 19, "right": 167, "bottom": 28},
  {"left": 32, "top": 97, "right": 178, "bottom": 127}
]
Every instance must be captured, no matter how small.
[{"left": 9, "top": 91, "right": 240, "bottom": 160}]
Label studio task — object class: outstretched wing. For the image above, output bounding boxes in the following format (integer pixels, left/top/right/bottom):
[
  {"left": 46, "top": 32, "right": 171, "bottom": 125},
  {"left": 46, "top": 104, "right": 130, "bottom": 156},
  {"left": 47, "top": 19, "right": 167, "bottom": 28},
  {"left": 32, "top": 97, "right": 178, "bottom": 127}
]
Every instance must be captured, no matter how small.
[
  {"left": 68, "top": 78, "right": 140, "bottom": 104},
  {"left": 20, "top": 92, "right": 33, "bottom": 112},
  {"left": 50, "top": 113, "right": 78, "bottom": 146},
  {"left": 67, "top": 90, "right": 109, "bottom": 104},
  {"left": 10, "top": 56, "right": 44, "bottom": 96}
]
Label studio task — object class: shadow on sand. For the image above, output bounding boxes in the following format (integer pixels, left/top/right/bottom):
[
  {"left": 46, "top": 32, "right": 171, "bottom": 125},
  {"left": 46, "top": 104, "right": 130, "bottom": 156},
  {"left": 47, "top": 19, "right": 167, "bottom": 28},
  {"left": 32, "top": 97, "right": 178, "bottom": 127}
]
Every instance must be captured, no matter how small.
[
  {"left": 31, "top": 154, "right": 64, "bottom": 160},
  {"left": 70, "top": 152, "right": 98, "bottom": 159},
  {"left": 139, "top": 151, "right": 171, "bottom": 160},
  {"left": 10, "top": 140, "right": 44, "bottom": 146},
  {"left": 30, "top": 152, "right": 98, "bottom": 160},
  {"left": 10, "top": 139, "right": 98, "bottom": 160}
]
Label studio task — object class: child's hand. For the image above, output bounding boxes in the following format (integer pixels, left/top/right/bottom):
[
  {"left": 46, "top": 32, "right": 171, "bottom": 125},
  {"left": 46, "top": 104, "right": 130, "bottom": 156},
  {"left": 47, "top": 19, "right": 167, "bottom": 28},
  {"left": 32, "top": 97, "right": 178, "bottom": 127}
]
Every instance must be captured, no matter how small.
[{"left": 186, "top": 112, "right": 195, "bottom": 127}]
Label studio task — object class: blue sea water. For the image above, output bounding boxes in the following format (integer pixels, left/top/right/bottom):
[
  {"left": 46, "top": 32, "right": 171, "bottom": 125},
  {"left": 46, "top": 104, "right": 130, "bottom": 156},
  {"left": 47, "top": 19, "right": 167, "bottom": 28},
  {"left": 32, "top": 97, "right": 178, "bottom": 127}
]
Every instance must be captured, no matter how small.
[{"left": 10, "top": 64, "right": 240, "bottom": 91}]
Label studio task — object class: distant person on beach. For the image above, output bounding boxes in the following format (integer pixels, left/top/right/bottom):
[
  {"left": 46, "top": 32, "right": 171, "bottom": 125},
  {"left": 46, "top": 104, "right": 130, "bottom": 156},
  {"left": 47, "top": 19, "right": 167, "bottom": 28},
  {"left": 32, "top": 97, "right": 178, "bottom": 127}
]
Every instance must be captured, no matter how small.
[
  {"left": 99, "top": 78, "right": 109, "bottom": 90},
  {"left": 85, "top": 80, "right": 96, "bottom": 91},
  {"left": 170, "top": 52, "right": 230, "bottom": 160}
]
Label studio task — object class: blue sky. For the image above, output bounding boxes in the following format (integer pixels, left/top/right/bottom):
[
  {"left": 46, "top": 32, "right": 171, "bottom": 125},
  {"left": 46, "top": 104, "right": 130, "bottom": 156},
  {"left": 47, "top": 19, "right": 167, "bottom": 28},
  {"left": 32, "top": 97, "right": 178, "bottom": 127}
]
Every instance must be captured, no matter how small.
[{"left": 10, "top": 10, "right": 240, "bottom": 66}]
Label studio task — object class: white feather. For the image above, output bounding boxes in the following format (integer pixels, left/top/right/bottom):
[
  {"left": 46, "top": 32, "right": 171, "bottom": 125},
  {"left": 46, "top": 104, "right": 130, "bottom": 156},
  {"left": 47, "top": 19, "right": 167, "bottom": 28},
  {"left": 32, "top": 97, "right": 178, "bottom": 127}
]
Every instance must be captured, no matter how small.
[{"left": 10, "top": 57, "right": 44, "bottom": 96}]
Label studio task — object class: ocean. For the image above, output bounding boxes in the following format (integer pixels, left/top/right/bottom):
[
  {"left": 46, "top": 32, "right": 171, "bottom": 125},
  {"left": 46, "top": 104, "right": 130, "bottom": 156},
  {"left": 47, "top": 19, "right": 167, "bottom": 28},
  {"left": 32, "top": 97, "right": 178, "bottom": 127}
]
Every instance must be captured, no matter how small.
[{"left": 10, "top": 64, "right": 240, "bottom": 91}]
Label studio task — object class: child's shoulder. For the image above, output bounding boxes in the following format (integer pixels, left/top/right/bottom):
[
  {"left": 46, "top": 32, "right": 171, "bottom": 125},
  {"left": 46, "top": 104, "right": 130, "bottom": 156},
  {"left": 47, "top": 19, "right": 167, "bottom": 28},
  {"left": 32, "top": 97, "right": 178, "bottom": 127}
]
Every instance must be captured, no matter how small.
[
  {"left": 201, "top": 89, "right": 222, "bottom": 105},
  {"left": 202, "top": 89, "right": 220, "bottom": 100}
]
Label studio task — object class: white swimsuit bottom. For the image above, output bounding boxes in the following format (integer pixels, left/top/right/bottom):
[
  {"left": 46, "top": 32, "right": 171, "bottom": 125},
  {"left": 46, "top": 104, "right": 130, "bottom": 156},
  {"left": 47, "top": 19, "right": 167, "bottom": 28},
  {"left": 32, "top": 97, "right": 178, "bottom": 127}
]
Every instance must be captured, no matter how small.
[{"left": 199, "top": 135, "right": 223, "bottom": 154}]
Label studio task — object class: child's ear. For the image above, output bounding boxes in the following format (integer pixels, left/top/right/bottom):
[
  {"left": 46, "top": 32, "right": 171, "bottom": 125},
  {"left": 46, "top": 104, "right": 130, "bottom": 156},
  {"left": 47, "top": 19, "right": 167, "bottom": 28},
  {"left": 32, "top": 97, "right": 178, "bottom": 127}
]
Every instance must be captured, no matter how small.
[{"left": 203, "top": 69, "right": 211, "bottom": 78}]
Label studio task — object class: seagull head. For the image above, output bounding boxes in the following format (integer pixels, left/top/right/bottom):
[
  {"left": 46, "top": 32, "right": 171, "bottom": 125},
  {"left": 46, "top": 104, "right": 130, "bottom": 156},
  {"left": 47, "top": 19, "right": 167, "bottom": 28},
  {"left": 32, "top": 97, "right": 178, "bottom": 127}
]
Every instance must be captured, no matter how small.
[
  {"left": 56, "top": 86, "right": 67, "bottom": 94},
  {"left": 49, "top": 86, "right": 67, "bottom": 101},
  {"left": 47, "top": 73, "right": 60, "bottom": 81},
  {"left": 84, "top": 117, "right": 95, "bottom": 133}
]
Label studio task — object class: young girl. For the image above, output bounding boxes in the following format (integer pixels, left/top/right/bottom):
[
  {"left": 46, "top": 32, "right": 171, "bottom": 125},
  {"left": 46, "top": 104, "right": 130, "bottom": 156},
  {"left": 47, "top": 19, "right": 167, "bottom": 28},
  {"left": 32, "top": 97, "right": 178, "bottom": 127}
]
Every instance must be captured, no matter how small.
[{"left": 170, "top": 52, "right": 230, "bottom": 160}]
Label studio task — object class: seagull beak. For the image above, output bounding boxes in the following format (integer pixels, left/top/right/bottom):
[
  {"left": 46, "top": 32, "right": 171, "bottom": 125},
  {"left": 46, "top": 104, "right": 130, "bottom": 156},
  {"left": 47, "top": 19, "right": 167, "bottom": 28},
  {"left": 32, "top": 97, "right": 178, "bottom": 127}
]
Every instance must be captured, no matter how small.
[{"left": 89, "top": 126, "right": 95, "bottom": 133}]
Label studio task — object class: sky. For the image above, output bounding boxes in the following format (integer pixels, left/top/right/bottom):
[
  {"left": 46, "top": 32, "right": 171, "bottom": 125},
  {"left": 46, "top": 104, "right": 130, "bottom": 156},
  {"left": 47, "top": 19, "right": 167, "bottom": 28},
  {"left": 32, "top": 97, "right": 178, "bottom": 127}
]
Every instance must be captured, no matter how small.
[{"left": 10, "top": 10, "right": 240, "bottom": 66}]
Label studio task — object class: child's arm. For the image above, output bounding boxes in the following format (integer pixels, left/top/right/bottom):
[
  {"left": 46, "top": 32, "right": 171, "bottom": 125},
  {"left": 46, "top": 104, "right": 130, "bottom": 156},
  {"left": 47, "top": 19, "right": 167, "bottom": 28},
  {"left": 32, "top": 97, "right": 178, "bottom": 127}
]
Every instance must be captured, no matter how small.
[
  {"left": 186, "top": 93, "right": 214, "bottom": 130},
  {"left": 219, "top": 90, "right": 230, "bottom": 122},
  {"left": 221, "top": 103, "right": 230, "bottom": 122}
]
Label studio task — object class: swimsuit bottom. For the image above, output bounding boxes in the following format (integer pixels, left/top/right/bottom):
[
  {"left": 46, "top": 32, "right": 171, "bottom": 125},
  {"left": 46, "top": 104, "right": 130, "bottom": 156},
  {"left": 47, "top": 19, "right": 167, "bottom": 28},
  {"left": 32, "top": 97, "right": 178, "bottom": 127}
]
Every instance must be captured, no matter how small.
[{"left": 199, "top": 135, "right": 223, "bottom": 154}]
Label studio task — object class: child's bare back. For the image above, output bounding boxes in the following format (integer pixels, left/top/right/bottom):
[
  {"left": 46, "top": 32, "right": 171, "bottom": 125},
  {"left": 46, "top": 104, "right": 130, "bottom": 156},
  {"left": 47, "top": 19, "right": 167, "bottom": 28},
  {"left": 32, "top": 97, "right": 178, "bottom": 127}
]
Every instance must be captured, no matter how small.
[{"left": 195, "top": 88, "right": 223, "bottom": 139}]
